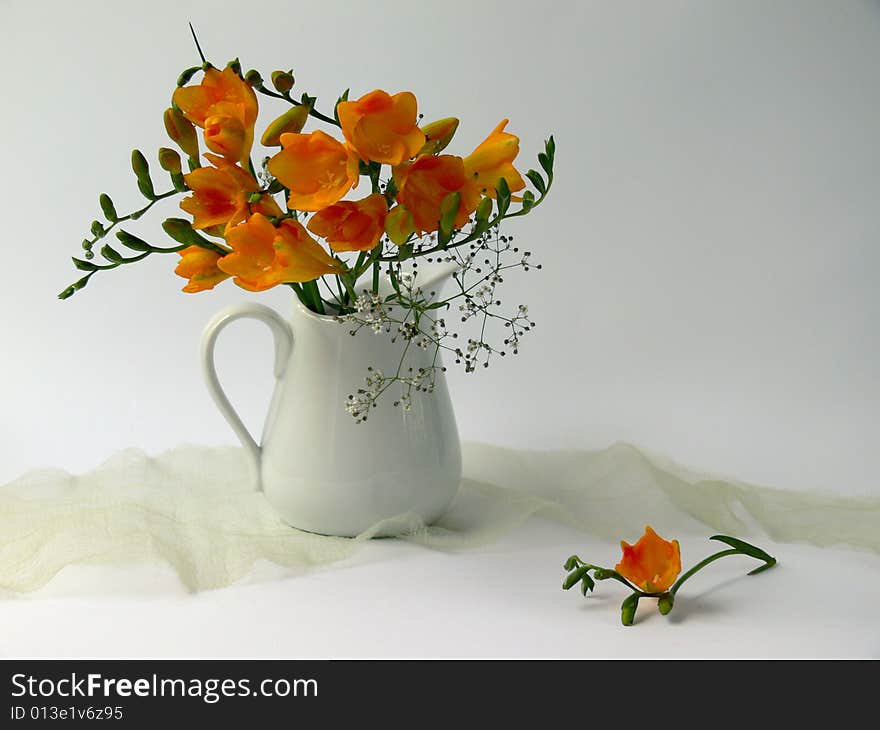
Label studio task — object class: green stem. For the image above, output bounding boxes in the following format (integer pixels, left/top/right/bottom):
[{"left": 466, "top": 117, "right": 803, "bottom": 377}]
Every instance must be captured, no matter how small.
[
  {"left": 252, "top": 85, "right": 339, "bottom": 126},
  {"left": 669, "top": 549, "right": 739, "bottom": 596}
]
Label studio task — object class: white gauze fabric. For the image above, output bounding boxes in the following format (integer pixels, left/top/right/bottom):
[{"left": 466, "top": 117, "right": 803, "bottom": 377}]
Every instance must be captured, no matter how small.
[{"left": 1, "top": 442, "right": 877, "bottom": 592}]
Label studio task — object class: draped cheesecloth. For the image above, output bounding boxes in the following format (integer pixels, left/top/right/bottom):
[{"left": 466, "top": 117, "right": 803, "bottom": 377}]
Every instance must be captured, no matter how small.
[{"left": 1, "top": 442, "right": 877, "bottom": 592}]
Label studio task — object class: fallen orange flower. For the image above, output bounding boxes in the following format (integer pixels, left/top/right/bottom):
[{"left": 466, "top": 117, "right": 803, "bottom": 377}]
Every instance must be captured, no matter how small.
[
  {"left": 615, "top": 526, "right": 682, "bottom": 593},
  {"left": 267, "top": 130, "right": 359, "bottom": 212},
  {"left": 337, "top": 90, "right": 425, "bottom": 166},
  {"left": 307, "top": 193, "right": 389, "bottom": 252}
]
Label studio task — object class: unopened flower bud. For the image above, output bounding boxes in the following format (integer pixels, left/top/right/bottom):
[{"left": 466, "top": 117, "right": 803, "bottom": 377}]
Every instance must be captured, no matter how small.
[
  {"left": 164, "top": 107, "right": 199, "bottom": 159},
  {"left": 621, "top": 593, "right": 640, "bottom": 627},
  {"left": 260, "top": 105, "right": 310, "bottom": 146},
  {"left": 658, "top": 594, "right": 674, "bottom": 615},
  {"left": 271, "top": 70, "right": 295, "bottom": 94},
  {"left": 244, "top": 69, "right": 263, "bottom": 86},
  {"left": 158, "top": 147, "right": 182, "bottom": 174},
  {"left": 419, "top": 117, "right": 459, "bottom": 155}
]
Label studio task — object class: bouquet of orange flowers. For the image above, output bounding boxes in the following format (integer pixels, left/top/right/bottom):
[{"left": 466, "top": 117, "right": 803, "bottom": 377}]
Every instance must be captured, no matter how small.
[{"left": 60, "top": 37, "right": 555, "bottom": 418}]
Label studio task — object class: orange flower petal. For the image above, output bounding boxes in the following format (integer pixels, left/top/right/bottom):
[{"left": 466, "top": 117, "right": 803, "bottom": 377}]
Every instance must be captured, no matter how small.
[
  {"left": 615, "top": 526, "right": 682, "bottom": 593},
  {"left": 217, "top": 213, "right": 279, "bottom": 291},
  {"left": 307, "top": 193, "right": 388, "bottom": 252},
  {"left": 174, "top": 245, "right": 230, "bottom": 293},
  {"left": 274, "top": 219, "right": 344, "bottom": 282},
  {"left": 395, "top": 154, "right": 482, "bottom": 233},
  {"left": 338, "top": 90, "right": 425, "bottom": 165},
  {"left": 179, "top": 154, "right": 260, "bottom": 231},
  {"left": 463, "top": 119, "right": 526, "bottom": 198},
  {"left": 267, "top": 130, "right": 359, "bottom": 212}
]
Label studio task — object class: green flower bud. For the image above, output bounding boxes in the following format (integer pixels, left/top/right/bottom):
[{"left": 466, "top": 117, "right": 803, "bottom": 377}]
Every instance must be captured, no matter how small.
[
  {"left": 163, "top": 107, "right": 200, "bottom": 160},
  {"left": 271, "top": 70, "right": 295, "bottom": 94},
  {"left": 418, "top": 117, "right": 459, "bottom": 155},
  {"left": 260, "top": 105, "right": 310, "bottom": 146},
  {"left": 245, "top": 69, "right": 263, "bottom": 86},
  {"left": 658, "top": 594, "right": 674, "bottom": 615},
  {"left": 158, "top": 147, "right": 183, "bottom": 174},
  {"left": 99, "top": 194, "right": 117, "bottom": 221},
  {"left": 621, "top": 593, "right": 640, "bottom": 626}
]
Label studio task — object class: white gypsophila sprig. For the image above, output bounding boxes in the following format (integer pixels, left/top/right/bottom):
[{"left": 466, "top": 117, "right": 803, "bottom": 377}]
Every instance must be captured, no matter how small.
[{"left": 335, "top": 224, "right": 540, "bottom": 421}]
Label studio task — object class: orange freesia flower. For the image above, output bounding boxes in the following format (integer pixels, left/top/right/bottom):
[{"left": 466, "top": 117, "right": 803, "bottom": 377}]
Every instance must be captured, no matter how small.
[
  {"left": 615, "top": 526, "right": 682, "bottom": 593},
  {"left": 394, "top": 154, "right": 482, "bottom": 233},
  {"left": 179, "top": 153, "right": 281, "bottom": 232},
  {"left": 274, "top": 218, "right": 346, "bottom": 282},
  {"left": 174, "top": 245, "right": 231, "bottom": 293},
  {"left": 307, "top": 193, "right": 388, "bottom": 252},
  {"left": 218, "top": 213, "right": 343, "bottom": 290},
  {"left": 337, "top": 90, "right": 425, "bottom": 165},
  {"left": 463, "top": 119, "right": 525, "bottom": 198},
  {"left": 267, "top": 130, "right": 359, "bottom": 212},
  {"left": 172, "top": 66, "right": 258, "bottom": 168}
]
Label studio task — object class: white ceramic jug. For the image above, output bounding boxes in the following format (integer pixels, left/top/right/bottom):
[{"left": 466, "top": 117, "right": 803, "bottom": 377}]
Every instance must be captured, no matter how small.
[{"left": 201, "top": 279, "right": 462, "bottom": 537}]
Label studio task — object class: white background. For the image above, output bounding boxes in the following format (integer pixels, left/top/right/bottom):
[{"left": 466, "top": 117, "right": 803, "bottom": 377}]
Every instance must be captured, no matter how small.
[
  {"left": 0, "top": 0, "right": 878, "bottom": 660},
  {"left": 1, "top": 0, "right": 878, "bottom": 496}
]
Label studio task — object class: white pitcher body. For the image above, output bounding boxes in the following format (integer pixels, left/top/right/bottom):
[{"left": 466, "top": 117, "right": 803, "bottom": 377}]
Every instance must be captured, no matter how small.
[{"left": 201, "top": 298, "right": 461, "bottom": 537}]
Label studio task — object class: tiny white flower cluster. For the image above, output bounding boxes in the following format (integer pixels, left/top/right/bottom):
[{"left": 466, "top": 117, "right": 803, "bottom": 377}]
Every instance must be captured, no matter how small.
[
  {"left": 345, "top": 367, "right": 386, "bottom": 423},
  {"left": 337, "top": 226, "right": 540, "bottom": 422}
]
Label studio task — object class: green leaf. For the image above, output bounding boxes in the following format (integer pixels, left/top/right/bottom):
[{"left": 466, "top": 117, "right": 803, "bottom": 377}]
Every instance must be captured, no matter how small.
[
  {"left": 538, "top": 151, "right": 552, "bottom": 177},
  {"left": 525, "top": 169, "right": 546, "bottom": 195},
  {"left": 72, "top": 257, "right": 99, "bottom": 272},
  {"left": 100, "top": 245, "right": 125, "bottom": 264},
  {"left": 438, "top": 191, "right": 461, "bottom": 247},
  {"left": 563, "top": 555, "right": 580, "bottom": 571},
  {"left": 496, "top": 177, "right": 511, "bottom": 217},
  {"left": 563, "top": 565, "right": 590, "bottom": 590},
  {"left": 521, "top": 190, "right": 535, "bottom": 212},
  {"left": 621, "top": 593, "right": 640, "bottom": 626},
  {"left": 581, "top": 574, "right": 595, "bottom": 595},
  {"left": 545, "top": 135, "right": 556, "bottom": 161},
  {"left": 116, "top": 230, "right": 151, "bottom": 252},
  {"left": 90, "top": 220, "right": 105, "bottom": 238},
  {"left": 709, "top": 535, "right": 776, "bottom": 569},
  {"left": 99, "top": 194, "right": 118, "bottom": 221}
]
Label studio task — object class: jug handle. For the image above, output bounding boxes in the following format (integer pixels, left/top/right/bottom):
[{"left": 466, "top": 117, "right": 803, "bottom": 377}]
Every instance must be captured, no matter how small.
[{"left": 200, "top": 303, "right": 293, "bottom": 487}]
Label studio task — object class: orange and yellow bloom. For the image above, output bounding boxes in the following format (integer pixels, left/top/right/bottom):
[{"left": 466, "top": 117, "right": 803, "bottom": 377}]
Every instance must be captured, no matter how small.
[
  {"left": 218, "top": 213, "right": 343, "bottom": 291},
  {"left": 172, "top": 66, "right": 258, "bottom": 168},
  {"left": 307, "top": 193, "right": 388, "bottom": 252},
  {"left": 174, "top": 246, "right": 231, "bottom": 293},
  {"left": 615, "top": 526, "right": 682, "bottom": 593},
  {"left": 394, "top": 154, "right": 482, "bottom": 234},
  {"left": 337, "top": 90, "right": 425, "bottom": 166},
  {"left": 267, "top": 130, "right": 359, "bottom": 212},
  {"left": 464, "top": 119, "right": 525, "bottom": 198},
  {"left": 179, "top": 154, "right": 281, "bottom": 232}
]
